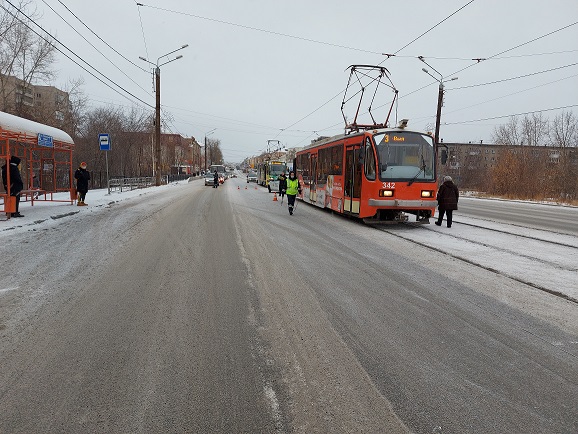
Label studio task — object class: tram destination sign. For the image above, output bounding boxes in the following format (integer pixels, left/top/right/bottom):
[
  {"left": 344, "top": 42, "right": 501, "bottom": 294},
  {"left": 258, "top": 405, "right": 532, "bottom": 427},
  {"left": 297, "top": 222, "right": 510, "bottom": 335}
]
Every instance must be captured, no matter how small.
[{"left": 38, "top": 133, "right": 54, "bottom": 148}]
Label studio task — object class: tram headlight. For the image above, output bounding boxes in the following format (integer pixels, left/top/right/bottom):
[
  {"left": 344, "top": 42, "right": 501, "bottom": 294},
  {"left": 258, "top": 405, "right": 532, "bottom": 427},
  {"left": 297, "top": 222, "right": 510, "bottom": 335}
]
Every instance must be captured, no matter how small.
[
  {"left": 379, "top": 189, "right": 394, "bottom": 197},
  {"left": 421, "top": 190, "right": 434, "bottom": 198}
]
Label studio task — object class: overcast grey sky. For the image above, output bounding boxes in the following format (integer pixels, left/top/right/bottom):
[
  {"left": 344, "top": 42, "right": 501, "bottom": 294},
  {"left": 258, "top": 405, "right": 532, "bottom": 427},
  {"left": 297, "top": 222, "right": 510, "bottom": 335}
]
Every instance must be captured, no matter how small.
[{"left": 17, "top": 0, "right": 578, "bottom": 161}]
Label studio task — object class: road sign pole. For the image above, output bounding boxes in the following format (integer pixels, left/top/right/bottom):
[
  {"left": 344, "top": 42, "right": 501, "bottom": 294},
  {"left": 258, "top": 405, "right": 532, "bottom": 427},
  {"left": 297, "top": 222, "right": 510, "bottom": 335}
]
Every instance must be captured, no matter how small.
[
  {"left": 106, "top": 152, "right": 110, "bottom": 195},
  {"left": 99, "top": 133, "right": 111, "bottom": 194}
]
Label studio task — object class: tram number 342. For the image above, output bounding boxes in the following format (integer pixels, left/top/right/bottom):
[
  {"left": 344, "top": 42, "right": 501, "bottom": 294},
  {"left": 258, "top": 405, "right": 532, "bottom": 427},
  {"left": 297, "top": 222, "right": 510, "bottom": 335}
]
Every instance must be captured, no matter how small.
[{"left": 382, "top": 182, "right": 396, "bottom": 189}]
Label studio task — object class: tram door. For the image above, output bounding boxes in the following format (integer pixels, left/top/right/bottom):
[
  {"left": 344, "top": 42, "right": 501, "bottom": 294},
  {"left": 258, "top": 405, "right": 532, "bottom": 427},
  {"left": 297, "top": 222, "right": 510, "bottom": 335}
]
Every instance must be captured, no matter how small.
[
  {"left": 344, "top": 145, "right": 362, "bottom": 213},
  {"left": 309, "top": 154, "right": 317, "bottom": 203}
]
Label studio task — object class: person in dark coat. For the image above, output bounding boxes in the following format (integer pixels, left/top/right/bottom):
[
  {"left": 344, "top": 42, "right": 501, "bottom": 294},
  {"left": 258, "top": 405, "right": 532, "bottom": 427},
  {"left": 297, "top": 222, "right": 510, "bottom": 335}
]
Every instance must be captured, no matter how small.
[
  {"left": 278, "top": 172, "right": 287, "bottom": 203},
  {"left": 74, "top": 161, "right": 91, "bottom": 206},
  {"left": 435, "top": 175, "right": 459, "bottom": 228},
  {"left": 2, "top": 155, "right": 24, "bottom": 217},
  {"left": 213, "top": 170, "right": 219, "bottom": 188}
]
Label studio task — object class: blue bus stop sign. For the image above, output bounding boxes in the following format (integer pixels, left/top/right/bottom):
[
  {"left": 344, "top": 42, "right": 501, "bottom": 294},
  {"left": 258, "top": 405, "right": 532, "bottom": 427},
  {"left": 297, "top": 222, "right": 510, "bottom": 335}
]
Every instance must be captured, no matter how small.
[
  {"left": 38, "top": 133, "right": 54, "bottom": 148},
  {"left": 99, "top": 133, "right": 111, "bottom": 151}
]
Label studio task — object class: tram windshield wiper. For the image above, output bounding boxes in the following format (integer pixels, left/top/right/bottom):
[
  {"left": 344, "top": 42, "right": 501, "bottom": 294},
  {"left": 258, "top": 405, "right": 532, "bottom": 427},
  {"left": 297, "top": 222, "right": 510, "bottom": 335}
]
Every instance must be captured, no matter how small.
[{"left": 408, "top": 155, "right": 426, "bottom": 186}]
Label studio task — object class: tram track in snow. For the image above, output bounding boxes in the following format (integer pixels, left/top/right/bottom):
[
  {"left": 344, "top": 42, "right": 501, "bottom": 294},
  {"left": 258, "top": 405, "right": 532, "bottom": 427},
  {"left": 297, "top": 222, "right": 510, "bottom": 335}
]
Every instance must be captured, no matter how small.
[
  {"left": 368, "top": 218, "right": 578, "bottom": 305},
  {"left": 450, "top": 217, "right": 578, "bottom": 249}
]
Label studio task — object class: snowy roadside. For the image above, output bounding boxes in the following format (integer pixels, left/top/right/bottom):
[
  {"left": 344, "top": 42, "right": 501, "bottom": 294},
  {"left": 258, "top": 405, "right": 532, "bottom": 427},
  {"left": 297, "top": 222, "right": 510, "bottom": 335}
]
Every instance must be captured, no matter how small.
[{"left": 0, "top": 179, "right": 193, "bottom": 236}]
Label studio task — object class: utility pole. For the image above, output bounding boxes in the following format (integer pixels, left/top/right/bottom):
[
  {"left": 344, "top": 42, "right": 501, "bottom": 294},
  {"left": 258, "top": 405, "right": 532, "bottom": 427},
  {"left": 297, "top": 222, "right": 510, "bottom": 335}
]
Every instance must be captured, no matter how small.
[
  {"left": 204, "top": 128, "right": 216, "bottom": 172},
  {"left": 434, "top": 81, "right": 444, "bottom": 146},
  {"left": 139, "top": 44, "right": 188, "bottom": 186},
  {"left": 419, "top": 58, "right": 458, "bottom": 146},
  {"left": 155, "top": 66, "right": 161, "bottom": 186}
]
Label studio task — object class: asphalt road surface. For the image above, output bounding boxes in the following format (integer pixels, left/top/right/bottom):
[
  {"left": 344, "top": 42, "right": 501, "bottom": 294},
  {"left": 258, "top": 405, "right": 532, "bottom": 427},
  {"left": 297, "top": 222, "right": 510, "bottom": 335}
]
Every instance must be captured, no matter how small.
[
  {"left": 0, "top": 178, "right": 576, "bottom": 433},
  {"left": 456, "top": 196, "right": 578, "bottom": 236}
]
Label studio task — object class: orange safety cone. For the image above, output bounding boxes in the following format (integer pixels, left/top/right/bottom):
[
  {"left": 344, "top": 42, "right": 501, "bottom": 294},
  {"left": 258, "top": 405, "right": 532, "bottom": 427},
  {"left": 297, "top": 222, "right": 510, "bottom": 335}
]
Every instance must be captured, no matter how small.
[
  {"left": 238, "top": 185, "right": 240, "bottom": 190},
  {"left": 245, "top": 185, "right": 247, "bottom": 189},
  {"left": 273, "top": 192, "right": 278, "bottom": 201}
]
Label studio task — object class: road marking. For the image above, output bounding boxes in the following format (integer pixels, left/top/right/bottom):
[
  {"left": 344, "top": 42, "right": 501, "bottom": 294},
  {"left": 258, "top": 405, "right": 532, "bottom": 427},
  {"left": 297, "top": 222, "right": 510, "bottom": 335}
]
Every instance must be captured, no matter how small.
[
  {"left": 263, "top": 382, "right": 283, "bottom": 430},
  {"left": 0, "top": 287, "right": 18, "bottom": 294}
]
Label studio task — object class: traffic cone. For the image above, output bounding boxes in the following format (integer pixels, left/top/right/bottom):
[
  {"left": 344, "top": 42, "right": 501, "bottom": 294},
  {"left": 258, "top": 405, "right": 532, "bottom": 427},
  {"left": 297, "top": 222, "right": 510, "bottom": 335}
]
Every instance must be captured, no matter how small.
[
  {"left": 238, "top": 185, "right": 240, "bottom": 190},
  {"left": 245, "top": 185, "right": 247, "bottom": 189},
  {"left": 273, "top": 192, "right": 278, "bottom": 201}
]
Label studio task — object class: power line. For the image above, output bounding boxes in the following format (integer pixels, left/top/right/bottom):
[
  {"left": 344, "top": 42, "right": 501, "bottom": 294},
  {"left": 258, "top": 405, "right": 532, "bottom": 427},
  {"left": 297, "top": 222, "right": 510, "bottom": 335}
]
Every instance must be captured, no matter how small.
[
  {"left": 136, "top": 2, "right": 384, "bottom": 55},
  {"left": 447, "top": 20, "right": 578, "bottom": 78},
  {"left": 418, "top": 73, "right": 578, "bottom": 122},
  {"left": 375, "top": 49, "right": 578, "bottom": 61},
  {"left": 277, "top": 0, "right": 477, "bottom": 137},
  {"left": 452, "top": 62, "right": 578, "bottom": 90},
  {"left": 443, "top": 104, "right": 578, "bottom": 126},
  {"left": 2, "top": 0, "right": 153, "bottom": 109},
  {"left": 54, "top": 0, "right": 149, "bottom": 73},
  {"left": 135, "top": 2, "right": 150, "bottom": 61},
  {"left": 40, "top": 0, "right": 151, "bottom": 97},
  {"left": 386, "top": 0, "right": 476, "bottom": 57}
]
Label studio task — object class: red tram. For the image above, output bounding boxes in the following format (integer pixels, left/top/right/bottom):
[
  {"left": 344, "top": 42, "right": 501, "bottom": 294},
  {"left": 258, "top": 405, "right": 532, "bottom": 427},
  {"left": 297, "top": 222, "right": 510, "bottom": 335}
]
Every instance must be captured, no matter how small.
[{"left": 295, "top": 121, "right": 438, "bottom": 223}]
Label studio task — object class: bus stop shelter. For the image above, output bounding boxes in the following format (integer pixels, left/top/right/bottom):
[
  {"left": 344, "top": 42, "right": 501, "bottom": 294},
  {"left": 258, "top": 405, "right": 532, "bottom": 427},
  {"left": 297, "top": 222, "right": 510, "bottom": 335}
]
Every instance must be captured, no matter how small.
[{"left": 1, "top": 111, "right": 75, "bottom": 219}]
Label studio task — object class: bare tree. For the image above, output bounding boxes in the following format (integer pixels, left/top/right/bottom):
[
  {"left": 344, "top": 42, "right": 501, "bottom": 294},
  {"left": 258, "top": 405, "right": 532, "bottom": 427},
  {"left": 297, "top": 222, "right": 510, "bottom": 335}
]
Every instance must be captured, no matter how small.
[
  {"left": 0, "top": 1, "right": 56, "bottom": 117},
  {"left": 521, "top": 112, "right": 549, "bottom": 147},
  {"left": 61, "top": 77, "right": 88, "bottom": 138},
  {"left": 489, "top": 111, "right": 578, "bottom": 201},
  {"left": 207, "top": 137, "right": 223, "bottom": 165},
  {"left": 492, "top": 116, "right": 522, "bottom": 146},
  {"left": 548, "top": 111, "right": 578, "bottom": 200},
  {"left": 550, "top": 111, "right": 578, "bottom": 148}
]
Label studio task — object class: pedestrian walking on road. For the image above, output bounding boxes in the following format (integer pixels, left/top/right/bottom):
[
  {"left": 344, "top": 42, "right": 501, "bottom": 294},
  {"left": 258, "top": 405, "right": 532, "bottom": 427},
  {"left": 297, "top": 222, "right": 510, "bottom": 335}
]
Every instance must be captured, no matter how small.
[
  {"left": 213, "top": 170, "right": 219, "bottom": 188},
  {"left": 435, "top": 175, "right": 459, "bottom": 228},
  {"left": 2, "top": 155, "right": 24, "bottom": 217},
  {"left": 278, "top": 172, "right": 287, "bottom": 204},
  {"left": 74, "top": 162, "right": 91, "bottom": 206},
  {"left": 284, "top": 171, "right": 301, "bottom": 215}
]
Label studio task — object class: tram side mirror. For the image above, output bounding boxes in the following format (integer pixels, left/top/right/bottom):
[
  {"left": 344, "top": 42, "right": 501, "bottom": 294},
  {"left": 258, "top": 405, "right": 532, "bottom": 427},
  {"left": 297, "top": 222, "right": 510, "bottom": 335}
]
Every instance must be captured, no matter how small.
[{"left": 441, "top": 149, "right": 448, "bottom": 165}]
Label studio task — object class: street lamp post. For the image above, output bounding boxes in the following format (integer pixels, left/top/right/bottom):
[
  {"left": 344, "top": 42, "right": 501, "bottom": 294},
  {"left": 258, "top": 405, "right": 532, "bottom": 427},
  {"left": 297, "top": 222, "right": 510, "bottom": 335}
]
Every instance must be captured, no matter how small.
[
  {"left": 419, "top": 57, "right": 458, "bottom": 146},
  {"left": 140, "top": 44, "right": 188, "bottom": 186},
  {"left": 204, "top": 128, "right": 216, "bottom": 172}
]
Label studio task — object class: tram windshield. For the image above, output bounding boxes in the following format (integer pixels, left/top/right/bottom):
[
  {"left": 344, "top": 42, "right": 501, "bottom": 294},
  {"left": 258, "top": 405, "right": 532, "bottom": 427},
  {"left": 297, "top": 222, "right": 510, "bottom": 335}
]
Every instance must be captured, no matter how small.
[
  {"left": 269, "top": 163, "right": 287, "bottom": 176},
  {"left": 373, "top": 131, "right": 435, "bottom": 181}
]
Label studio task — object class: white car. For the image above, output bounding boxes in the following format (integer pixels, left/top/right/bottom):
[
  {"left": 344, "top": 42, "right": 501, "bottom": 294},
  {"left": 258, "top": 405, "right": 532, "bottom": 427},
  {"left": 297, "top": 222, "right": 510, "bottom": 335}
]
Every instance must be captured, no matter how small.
[
  {"left": 247, "top": 172, "right": 257, "bottom": 183},
  {"left": 204, "top": 173, "right": 215, "bottom": 186}
]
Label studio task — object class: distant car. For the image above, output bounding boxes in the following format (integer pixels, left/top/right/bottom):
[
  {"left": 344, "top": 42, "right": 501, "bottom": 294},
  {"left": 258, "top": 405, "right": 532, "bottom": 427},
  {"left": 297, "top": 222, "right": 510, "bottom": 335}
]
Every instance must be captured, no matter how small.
[
  {"left": 247, "top": 172, "right": 257, "bottom": 183},
  {"left": 204, "top": 173, "right": 215, "bottom": 186}
]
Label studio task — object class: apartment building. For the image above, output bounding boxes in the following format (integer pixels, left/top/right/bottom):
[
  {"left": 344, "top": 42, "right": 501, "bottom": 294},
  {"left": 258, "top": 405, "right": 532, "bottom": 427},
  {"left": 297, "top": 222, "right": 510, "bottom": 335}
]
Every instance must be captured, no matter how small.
[
  {"left": 0, "top": 74, "right": 70, "bottom": 127},
  {"left": 439, "top": 142, "right": 577, "bottom": 189}
]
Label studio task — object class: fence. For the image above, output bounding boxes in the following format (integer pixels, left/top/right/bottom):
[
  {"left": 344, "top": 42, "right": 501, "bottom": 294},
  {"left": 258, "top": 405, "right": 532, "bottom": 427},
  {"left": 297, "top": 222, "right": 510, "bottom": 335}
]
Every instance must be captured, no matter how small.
[
  {"left": 109, "top": 177, "right": 156, "bottom": 192},
  {"left": 108, "top": 174, "right": 192, "bottom": 192}
]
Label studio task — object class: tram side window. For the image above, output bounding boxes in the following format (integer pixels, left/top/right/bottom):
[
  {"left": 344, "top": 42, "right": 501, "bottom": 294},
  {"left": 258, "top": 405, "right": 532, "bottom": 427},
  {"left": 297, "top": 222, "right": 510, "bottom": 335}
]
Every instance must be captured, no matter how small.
[
  {"left": 364, "top": 138, "right": 376, "bottom": 180},
  {"left": 297, "top": 153, "right": 310, "bottom": 185},
  {"left": 318, "top": 147, "right": 330, "bottom": 185},
  {"left": 330, "top": 145, "right": 343, "bottom": 175}
]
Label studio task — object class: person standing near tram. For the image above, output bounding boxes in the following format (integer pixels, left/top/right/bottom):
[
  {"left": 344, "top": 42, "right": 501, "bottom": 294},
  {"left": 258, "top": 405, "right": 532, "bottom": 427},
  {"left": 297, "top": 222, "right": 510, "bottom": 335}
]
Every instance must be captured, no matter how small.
[
  {"left": 435, "top": 175, "right": 459, "bottom": 228},
  {"left": 278, "top": 172, "right": 287, "bottom": 203},
  {"left": 284, "top": 170, "right": 301, "bottom": 215}
]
